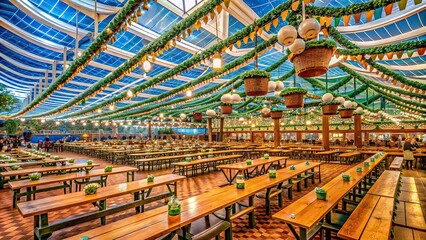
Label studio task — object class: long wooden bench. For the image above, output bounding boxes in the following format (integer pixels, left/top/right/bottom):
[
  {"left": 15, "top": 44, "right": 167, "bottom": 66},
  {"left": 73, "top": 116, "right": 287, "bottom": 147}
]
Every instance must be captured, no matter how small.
[
  {"left": 64, "top": 161, "right": 322, "bottom": 240},
  {"left": 173, "top": 154, "right": 243, "bottom": 176},
  {"left": 0, "top": 163, "right": 98, "bottom": 189},
  {"left": 273, "top": 152, "right": 387, "bottom": 240},
  {"left": 8, "top": 166, "right": 137, "bottom": 208},
  {"left": 337, "top": 170, "right": 401, "bottom": 240},
  {"left": 17, "top": 174, "right": 185, "bottom": 240}
]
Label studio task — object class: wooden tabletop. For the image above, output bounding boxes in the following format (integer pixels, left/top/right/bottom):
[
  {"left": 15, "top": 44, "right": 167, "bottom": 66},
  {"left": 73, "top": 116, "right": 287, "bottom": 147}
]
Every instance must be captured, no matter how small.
[
  {"left": 314, "top": 150, "right": 340, "bottom": 155},
  {"left": 339, "top": 151, "right": 361, "bottom": 158},
  {"left": 216, "top": 157, "right": 287, "bottom": 171},
  {"left": 8, "top": 166, "right": 137, "bottom": 190},
  {"left": 0, "top": 163, "right": 99, "bottom": 177},
  {"left": 17, "top": 174, "right": 186, "bottom": 217},
  {"left": 134, "top": 150, "right": 249, "bottom": 163},
  {"left": 0, "top": 158, "right": 70, "bottom": 168},
  {"left": 129, "top": 149, "right": 195, "bottom": 157},
  {"left": 273, "top": 153, "right": 387, "bottom": 229},
  {"left": 367, "top": 170, "right": 401, "bottom": 198},
  {"left": 338, "top": 194, "right": 394, "bottom": 240},
  {"left": 173, "top": 154, "right": 243, "bottom": 166}
]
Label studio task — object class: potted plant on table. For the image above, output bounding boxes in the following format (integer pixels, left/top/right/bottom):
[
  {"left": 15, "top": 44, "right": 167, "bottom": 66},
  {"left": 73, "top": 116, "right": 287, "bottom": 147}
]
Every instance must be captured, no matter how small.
[
  {"left": 28, "top": 172, "right": 41, "bottom": 181},
  {"left": 84, "top": 183, "right": 100, "bottom": 195}
]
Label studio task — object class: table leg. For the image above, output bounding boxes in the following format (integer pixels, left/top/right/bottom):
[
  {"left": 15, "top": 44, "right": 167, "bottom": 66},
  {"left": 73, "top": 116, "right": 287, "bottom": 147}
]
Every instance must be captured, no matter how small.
[{"left": 225, "top": 206, "right": 233, "bottom": 240}]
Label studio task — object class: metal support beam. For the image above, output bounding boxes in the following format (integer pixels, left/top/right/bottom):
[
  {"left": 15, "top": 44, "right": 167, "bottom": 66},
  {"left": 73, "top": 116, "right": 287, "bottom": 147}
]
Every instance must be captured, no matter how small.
[
  {"left": 75, "top": 10, "right": 79, "bottom": 60},
  {"left": 63, "top": 47, "right": 67, "bottom": 74},
  {"left": 94, "top": 0, "right": 98, "bottom": 38},
  {"left": 52, "top": 61, "right": 57, "bottom": 84}
]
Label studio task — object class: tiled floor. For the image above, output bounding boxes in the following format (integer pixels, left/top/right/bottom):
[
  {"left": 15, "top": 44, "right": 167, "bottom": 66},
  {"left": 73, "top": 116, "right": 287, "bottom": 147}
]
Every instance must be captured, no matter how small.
[{"left": 0, "top": 152, "right": 424, "bottom": 240}]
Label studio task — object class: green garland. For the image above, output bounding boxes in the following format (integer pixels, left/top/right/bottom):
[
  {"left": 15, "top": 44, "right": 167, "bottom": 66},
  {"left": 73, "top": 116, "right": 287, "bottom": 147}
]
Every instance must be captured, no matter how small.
[
  {"left": 305, "top": 0, "right": 399, "bottom": 17},
  {"left": 339, "top": 64, "right": 426, "bottom": 99},
  {"left": 241, "top": 70, "right": 272, "bottom": 79},
  {"left": 53, "top": 0, "right": 297, "bottom": 119},
  {"left": 329, "top": 27, "right": 359, "bottom": 49},
  {"left": 12, "top": 0, "right": 151, "bottom": 117},
  {"left": 319, "top": 100, "right": 340, "bottom": 106},
  {"left": 328, "top": 76, "right": 352, "bottom": 91},
  {"left": 305, "top": 39, "right": 337, "bottom": 49},
  {"left": 336, "top": 40, "right": 426, "bottom": 56}
]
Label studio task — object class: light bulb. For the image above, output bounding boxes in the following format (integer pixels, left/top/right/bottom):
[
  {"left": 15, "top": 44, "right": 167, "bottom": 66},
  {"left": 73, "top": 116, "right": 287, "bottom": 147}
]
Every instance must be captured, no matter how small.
[
  {"left": 20, "top": 118, "right": 25, "bottom": 122},
  {"left": 55, "top": 121, "right": 60, "bottom": 125},
  {"left": 306, "top": 120, "right": 312, "bottom": 125},
  {"left": 95, "top": 122, "right": 99, "bottom": 126},
  {"left": 109, "top": 105, "right": 115, "bottom": 111},
  {"left": 142, "top": 60, "right": 152, "bottom": 73},
  {"left": 72, "top": 122, "right": 75, "bottom": 125},
  {"left": 127, "top": 89, "right": 134, "bottom": 98},
  {"left": 97, "top": 109, "right": 102, "bottom": 113},
  {"left": 186, "top": 90, "right": 192, "bottom": 97},
  {"left": 40, "top": 119, "right": 45, "bottom": 123},
  {"left": 212, "top": 53, "right": 223, "bottom": 71},
  {"left": 83, "top": 122, "right": 86, "bottom": 126}
]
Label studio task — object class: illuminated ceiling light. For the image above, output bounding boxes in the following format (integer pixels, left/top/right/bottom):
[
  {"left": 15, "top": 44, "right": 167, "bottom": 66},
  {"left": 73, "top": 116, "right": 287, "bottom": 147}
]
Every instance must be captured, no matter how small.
[
  {"left": 40, "top": 119, "right": 45, "bottom": 123},
  {"left": 159, "top": 113, "right": 164, "bottom": 119},
  {"left": 127, "top": 89, "right": 134, "bottom": 98},
  {"left": 120, "top": 122, "right": 124, "bottom": 126},
  {"left": 212, "top": 53, "right": 223, "bottom": 71},
  {"left": 71, "top": 122, "right": 75, "bottom": 125},
  {"left": 306, "top": 120, "right": 312, "bottom": 125},
  {"left": 77, "top": 51, "right": 82, "bottom": 57},
  {"left": 105, "top": 122, "right": 109, "bottom": 126},
  {"left": 55, "top": 121, "right": 60, "bottom": 125},
  {"left": 142, "top": 60, "right": 152, "bottom": 73},
  {"left": 95, "top": 122, "right": 99, "bottom": 126},
  {"left": 97, "top": 108, "right": 102, "bottom": 114},
  {"left": 83, "top": 122, "right": 87, "bottom": 126},
  {"left": 186, "top": 90, "right": 192, "bottom": 97},
  {"left": 251, "top": 123, "right": 256, "bottom": 128},
  {"left": 109, "top": 105, "right": 115, "bottom": 111},
  {"left": 20, "top": 118, "right": 25, "bottom": 122}
]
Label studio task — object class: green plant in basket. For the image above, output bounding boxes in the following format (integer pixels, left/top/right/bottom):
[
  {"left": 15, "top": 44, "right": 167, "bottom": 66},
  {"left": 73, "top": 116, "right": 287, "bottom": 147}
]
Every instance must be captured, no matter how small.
[
  {"left": 241, "top": 69, "right": 271, "bottom": 79},
  {"left": 269, "top": 168, "right": 277, "bottom": 178},
  {"left": 185, "top": 157, "right": 192, "bottom": 162},
  {"left": 263, "top": 154, "right": 270, "bottom": 159},
  {"left": 8, "top": 159, "right": 18, "bottom": 163},
  {"left": 280, "top": 87, "right": 308, "bottom": 96},
  {"left": 53, "top": 156, "right": 59, "bottom": 160},
  {"left": 104, "top": 166, "right": 113, "bottom": 172},
  {"left": 168, "top": 195, "right": 181, "bottom": 216},
  {"left": 364, "top": 162, "right": 370, "bottom": 167},
  {"left": 236, "top": 174, "right": 245, "bottom": 189},
  {"left": 305, "top": 161, "right": 310, "bottom": 166},
  {"left": 10, "top": 165, "right": 20, "bottom": 171},
  {"left": 370, "top": 157, "right": 375, "bottom": 162},
  {"left": 289, "top": 165, "right": 296, "bottom": 170},
  {"left": 87, "top": 160, "right": 93, "bottom": 165},
  {"left": 68, "top": 158, "right": 75, "bottom": 164},
  {"left": 356, "top": 167, "right": 362, "bottom": 172},
  {"left": 246, "top": 159, "right": 253, "bottom": 165},
  {"left": 84, "top": 183, "right": 100, "bottom": 195},
  {"left": 201, "top": 149, "right": 206, "bottom": 153},
  {"left": 315, "top": 187, "right": 327, "bottom": 200},
  {"left": 29, "top": 172, "right": 41, "bottom": 181},
  {"left": 342, "top": 173, "right": 350, "bottom": 181},
  {"left": 0, "top": 155, "right": 8, "bottom": 159}
]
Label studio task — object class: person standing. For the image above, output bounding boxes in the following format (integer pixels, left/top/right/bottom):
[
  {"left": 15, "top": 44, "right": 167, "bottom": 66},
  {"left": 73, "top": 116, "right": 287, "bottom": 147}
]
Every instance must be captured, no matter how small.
[
  {"left": 44, "top": 135, "right": 51, "bottom": 152},
  {"left": 403, "top": 137, "right": 416, "bottom": 170}
]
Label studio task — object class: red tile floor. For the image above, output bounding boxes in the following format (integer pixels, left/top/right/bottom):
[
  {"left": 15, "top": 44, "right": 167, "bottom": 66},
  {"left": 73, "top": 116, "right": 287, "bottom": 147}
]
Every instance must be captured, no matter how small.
[{"left": 0, "top": 152, "right": 424, "bottom": 240}]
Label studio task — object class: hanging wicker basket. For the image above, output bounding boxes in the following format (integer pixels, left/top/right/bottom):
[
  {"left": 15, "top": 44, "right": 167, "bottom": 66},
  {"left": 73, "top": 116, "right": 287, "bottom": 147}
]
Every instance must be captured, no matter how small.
[
  {"left": 221, "top": 105, "right": 232, "bottom": 114},
  {"left": 271, "top": 111, "right": 283, "bottom": 119},
  {"left": 244, "top": 77, "right": 269, "bottom": 96},
  {"left": 262, "top": 112, "right": 271, "bottom": 118},
  {"left": 290, "top": 47, "right": 335, "bottom": 78},
  {"left": 322, "top": 104, "right": 340, "bottom": 115},
  {"left": 284, "top": 93, "right": 305, "bottom": 108},
  {"left": 340, "top": 109, "right": 354, "bottom": 118}
]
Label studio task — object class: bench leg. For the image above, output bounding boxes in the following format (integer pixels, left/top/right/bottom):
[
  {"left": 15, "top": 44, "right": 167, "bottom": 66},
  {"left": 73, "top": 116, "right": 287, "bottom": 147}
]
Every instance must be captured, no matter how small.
[
  {"left": 134, "top": 192, "right": 141, "bottom": 213},
  {"left": 225, "top": 206, "right": 233, "bottom": 240},
  {"left": 99, "top": 200, "right": 106, "bottom": 225},
  {"left": 248, "top": 195, "right": 256, "bottom": 228}
]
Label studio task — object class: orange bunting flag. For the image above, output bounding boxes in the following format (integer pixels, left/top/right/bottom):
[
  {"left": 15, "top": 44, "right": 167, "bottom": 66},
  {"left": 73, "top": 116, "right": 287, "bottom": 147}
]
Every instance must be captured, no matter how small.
[
  {"left": 356, "top": 55, "right": 363, "bottom": 62},
  {"left": 320, "top": 17, "right": 327, "bottom": 26},
  {"left": 257, "top": 27, "right": 263, "bottom": 35},
  {"left": 216, "top": 5, "right": 223, "bottom": 14},
  {"left": 322, "top": 28, "right": 329, "bottom": 38},
  {"left": 384, "top": 4, "right": 393, "bottom": 15},
  {"left": 354, "top": 13, "right": 362, "bottom": 23},
  {"left": 202, "top": 15, "right": 209, "bottom": 24},
  {"left": 325, "top": 17, "right": 333, "bottom": 27},
  {"left": 342, "top": 55, "right": 348, "bottom": 61},
  {"left": 281, "top": 10, "right": 288, "bottom": 21},
  {"left": 350, "top": 55, "right": 356, "bottom": 61},
  {"left": 369, "top": 66, "right": 374, "bottom": 72},
  {"left": 210, "top": 12, "right": 216, "bottom": 20},
  {"left": 249, "top": 31, "right": 256, "bottom": 41},
  {"left": 224, "top": 0, "right": 231, "bottom": 8},
  {"left": 194, "top": 21, "right": 201, "bottom": 30},
  {"left": 304, "top": 0, "right": 310, "bottom": 5},
  {"left": 343, "top": 15, "right": 351, "bottom": 26},
  {"left": 229, "top": 44, "right": 233, "bottom": 51},
  {"left": 386, "top": 51, "right": 394, "bottom": 59},
  {"left": 396, "top": 51, "right": 404, "bottom": 59},
  {"left": 272, "top": 18, "right": 279, "bottom": 28},
  {"left": 292, "top": 1, "right": 300, "bottom": 11},
  {"left": 378, "top": 53, "right": 385, "bottom": 60},
  {"left": 236, "top": 40, "right": 241, "bottom": 48},
  {"left": 243, "top": 36, "right": 249, "bottom": 44},
  {"left": 370, "top": 54, "right": 377, "bottom": 60},
  {"left": 417, "top": 47, "right": 426, "bottom": 56},
  {"left": 365, "top": 10, "right": 374, "bottom": 22},
  {"left": 264, "top": 22, "right": 271, "bottom": 32}
]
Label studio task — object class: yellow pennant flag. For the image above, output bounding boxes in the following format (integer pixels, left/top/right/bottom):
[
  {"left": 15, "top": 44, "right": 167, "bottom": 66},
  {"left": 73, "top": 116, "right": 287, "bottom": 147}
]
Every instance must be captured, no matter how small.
[
  {"left": 272, "top": 18, "right": 279, "bottom": 28},
  {"left": 243, "top": 36, "right": 249, "bottom": 44},
  {"left": 281, "top": 10, "right": 288, "bottom": 21},
  {"left": 236, "top": 40, "right": 241, "bottom": 48},
  {"left": 292, "top": 1, "right": 300, "bottom": 11},
  {"left": 264, "top": 22, "right": 271, "bottom": 32}
]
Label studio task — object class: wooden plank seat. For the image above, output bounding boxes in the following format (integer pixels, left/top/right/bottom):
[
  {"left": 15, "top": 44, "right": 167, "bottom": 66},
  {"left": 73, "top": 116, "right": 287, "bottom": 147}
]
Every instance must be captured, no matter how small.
[
  {"left": 64, "top": 162, "right": 323, "bottom": 240},
  {"left": 173, "top": 154, "right": 244, "bottom": 177},
  {"left": 394, "top": 226, "right": 426, "bottom": 240},
  {"left": 192, "top": 220, "right": 231, "bottom": 240},
  {"left": 0, "top": 163, "right": 99, "bottom": 189},
  {"left": 0, "top": 158, "right": 71, "bottom": 170},
  {"left": 216, "top": 156, "right": 288, "bottom": 185},
  {"left": 273, "top": 152, "right": 387, "bottom": 240},
  {"left": 17, "top": 174, "right": 185, "bottom": 240},
  {"left": 339, "top": 151, "right": 362, "bottom": 164},
  {"left": 390, "top": 157, "right": 404, "bottom": 171},
  {"left": 135, "top": 150, "right": 248, "bottom": 171},
  {"left": 8, "top": 166, "right": 137, "bottom": 208}
]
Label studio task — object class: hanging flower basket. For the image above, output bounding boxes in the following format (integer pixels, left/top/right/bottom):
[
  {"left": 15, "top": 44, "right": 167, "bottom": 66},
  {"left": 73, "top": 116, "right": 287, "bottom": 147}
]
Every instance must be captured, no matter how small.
[
  {"left": 262, "top": 112, "right": 271, "bottom": 118},
  {"left": 289, "top": 40, "right": 336, "bottom": 78},
  {"left": 241, "top": 70, "right": 271, "bottom": 96},
  {"left": 339, "top": 108, "right": 355, "bottom": 118},
  {"left": 281, "top": 88, "right": 307, "bottom": 108},
  {"left": 271, "top": 111, "right": 283, "bottom": 119},
  {"left": 221, "top": 105, "right": 232, "bottom": 114},
  {"left": 320, "top": 101, "right": 340, "bottom": 115}
]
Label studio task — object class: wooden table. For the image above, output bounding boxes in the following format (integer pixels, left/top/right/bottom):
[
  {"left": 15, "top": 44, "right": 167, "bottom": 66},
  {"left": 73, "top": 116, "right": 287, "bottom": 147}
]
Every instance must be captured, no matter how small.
[
  {"left": 217, "top": 156, "right": 287, "bottom": 185},
  {"left": 367, "top": 170, "right": 401, "bottom": 198},
  {"left": 9, "top": 166, "right": 137, "bottom": 208},
  {"left": 339, "top": 151, "right": 361, "bottom": 164},
  {"left": 173, "top": 154, "right": 243, "bottom": 177},
  {"left": 273, "top": 153, "right": 387, "bottom": 240},
  {"left": 314, "top": 150, "right": 340, "bottom": 162},
  {"left": 18, "top": 174, "right": 185, "bottom": 240},
  {"left": 0, "top": 163, "right": 99, "bottom": 189}
]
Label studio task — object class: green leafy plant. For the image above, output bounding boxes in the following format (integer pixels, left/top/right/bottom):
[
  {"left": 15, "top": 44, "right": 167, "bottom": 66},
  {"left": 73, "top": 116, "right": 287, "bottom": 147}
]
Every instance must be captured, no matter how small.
[
  {"left": 306, "top": 0, "right": 399, "bottom": 17},
  {"left": 306, "top": 39, "right": 337, "bottom": 49},
  {"left": 84, "top": 183, "right": 100, "bottom": 195},
  {"left": 28, "top": 172, "right": 41, "bottom": 181},
  {"left": 281, "top": 87, "right": 308, "bottom": 96},
  {"left": 87, "top": 160, "right": 93, "bottom": 165},
  {"left": 319, "top": 100, "right": 340, "bottom": 106},
  {"left": 0, "top": 85, "right": 18, "bottom": 113},
  {"left": 68, "top": 158, "right": 75, "bottom": 164},
  {"left": 241, "top": 70, "right": 272, "bottom": 79},
  {"left": 104, "top": 166, "right": 113, "bottom": 172},
  {"left": 10, "top": 165, "right": 20, "bottom": 171},
  {"left": 4, "top": 119, "right": 18, "bottom": 135}
]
